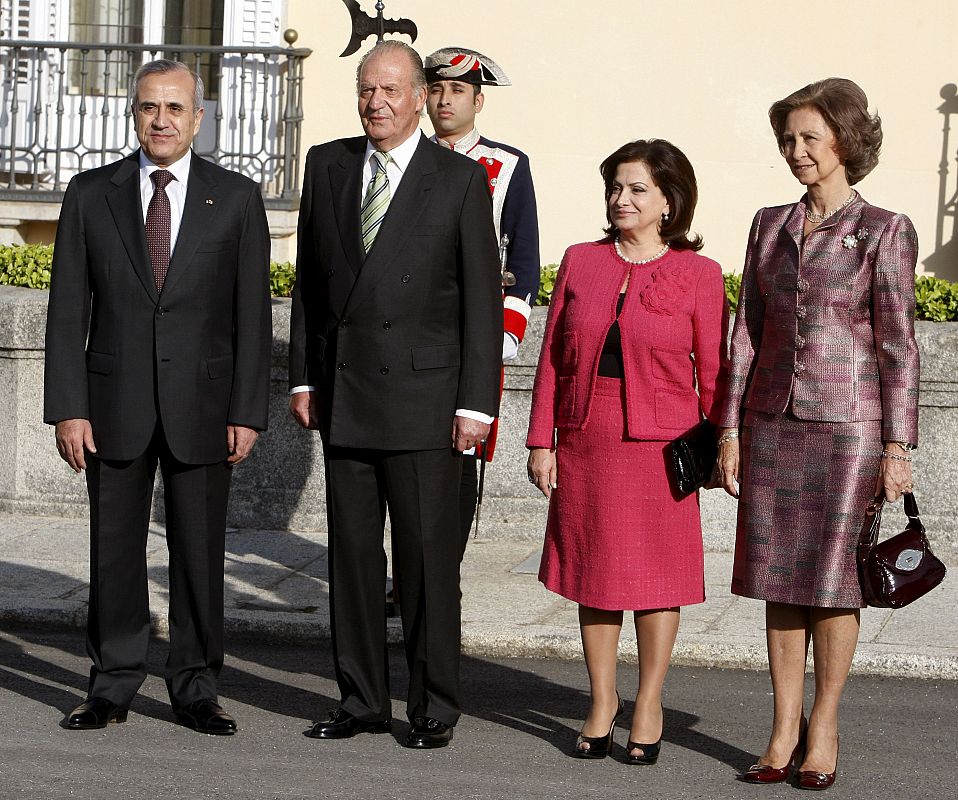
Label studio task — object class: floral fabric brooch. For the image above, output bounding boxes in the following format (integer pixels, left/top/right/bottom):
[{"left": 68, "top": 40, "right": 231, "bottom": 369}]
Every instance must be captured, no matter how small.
[{"left": 842, "top": 228, "right": 870, "bottom": 249}]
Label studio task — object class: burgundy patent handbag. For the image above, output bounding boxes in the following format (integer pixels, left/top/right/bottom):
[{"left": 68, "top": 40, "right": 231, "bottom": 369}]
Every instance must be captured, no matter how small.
[{"left": 857, "top": 493, "right": 946, "bottom": 609}]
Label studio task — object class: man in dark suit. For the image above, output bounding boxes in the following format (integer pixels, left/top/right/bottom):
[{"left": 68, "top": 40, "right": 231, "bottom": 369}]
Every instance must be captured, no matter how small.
[
  {"left": 44, "top": 60, "right": 271, "bottom": 735},
  {"left": 288, "top": 41, "right": 502, "bottom": 749}
]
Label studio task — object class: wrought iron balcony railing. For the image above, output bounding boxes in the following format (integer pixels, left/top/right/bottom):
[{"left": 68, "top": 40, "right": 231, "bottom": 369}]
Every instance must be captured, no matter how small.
[{"left": 0, "top": 37, "right": 311, "bottom": 203}]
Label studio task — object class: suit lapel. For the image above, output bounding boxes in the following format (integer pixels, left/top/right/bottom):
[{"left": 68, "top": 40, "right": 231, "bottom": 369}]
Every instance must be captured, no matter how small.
[
  {"left": 161, "top": 153, "right": 219, "bottom": 297},
  {"left": 105, "top": 152, "right": 157, "bottom": 302},
  {"left": 344, "top": 135, "right": 436, "bottom": 314},
  {"left": 330, "top": 145, "right": 364, "bottom": 279}
]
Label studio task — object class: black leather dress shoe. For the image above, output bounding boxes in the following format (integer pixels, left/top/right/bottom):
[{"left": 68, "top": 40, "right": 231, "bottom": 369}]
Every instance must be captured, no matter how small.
[
  {"left": 404, "top": 717, "right": 454, "bottom": 749},
  {"left": 174, "top": 699, "right": 237, "bottom": 735},
  {"left": 63, "top": 697, "right": 128, "bottom": 730},
  {"left": 305, "top": 708, "right": 391, "bottom": 739}
]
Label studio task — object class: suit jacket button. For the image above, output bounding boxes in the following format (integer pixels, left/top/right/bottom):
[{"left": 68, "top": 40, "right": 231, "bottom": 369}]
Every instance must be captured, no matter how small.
[
  {"left": 380, "top": 366, "right": 389, "bottom": 375},
  {"left": 339, "top": 318, "right": 349, "bottom": 329},
  {"left": 401, "top": 274, "right": 411, "bottom": 283},
  {"left": 794, "top": 363, "right": 805, "bottom": 374},
  {"left": 327, "top": 269, "right": 335, "bottom": 278},
  {"left": 157, "top": 306, "right": 167, "bottom": 315},
  {"left": 337, "top": 362, "right": 348, "bottom": 371},
  {"left": 797, "top": 278, "right": 810, "bottom": 293},
  {"left": 796, "top": 306, "right": 807, "bottom": 319},
  {"left": 383, "top": 321, "right": 392, "bottom": 330},
  {"left": 795, "top": 335, "right": 805, "bottom": 349}
]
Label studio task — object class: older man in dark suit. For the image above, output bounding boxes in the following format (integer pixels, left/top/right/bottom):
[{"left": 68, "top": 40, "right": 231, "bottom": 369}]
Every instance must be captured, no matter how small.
[
  {"left": 288, "top": 41, "right": 502, "bottom": 749},
  {"left": 44, "top": 60, "right": 271, "bottom": 735}
]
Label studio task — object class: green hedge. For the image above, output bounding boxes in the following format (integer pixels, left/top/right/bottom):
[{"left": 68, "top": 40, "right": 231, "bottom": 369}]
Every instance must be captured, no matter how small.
[
  {"left": 0, "top": 243, "right": 298, "bottom": 297},
  {"left": 2, "top": 245, "right": 958, "bottom": 321}
]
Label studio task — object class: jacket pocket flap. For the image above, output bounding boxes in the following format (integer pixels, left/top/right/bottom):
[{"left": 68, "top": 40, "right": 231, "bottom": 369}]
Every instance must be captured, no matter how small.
[
  {"left": 411, "top": 343, "right": 460, "bottom": 370},
  {"left": 86, "top": 351, "right": 113, "bottom": 375},
  {"left": 207, "top": 354, "right": 234, "bottom": 379}
]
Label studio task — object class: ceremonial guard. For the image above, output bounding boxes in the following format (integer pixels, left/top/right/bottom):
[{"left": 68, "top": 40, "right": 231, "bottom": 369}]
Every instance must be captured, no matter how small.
[{"left": 425, "top": 47, "right": 541, "bottom": 548}]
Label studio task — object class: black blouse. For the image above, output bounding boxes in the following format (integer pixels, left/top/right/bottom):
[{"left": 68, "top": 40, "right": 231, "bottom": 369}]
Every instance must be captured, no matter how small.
[{"left": 597, "top": 294, "right": 626, "bottom": 378}]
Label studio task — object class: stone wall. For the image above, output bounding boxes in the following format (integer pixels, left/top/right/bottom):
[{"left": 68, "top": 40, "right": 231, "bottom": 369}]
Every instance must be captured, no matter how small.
[{"left": 3, "top": 285, "right": 956, "bottom": 551}]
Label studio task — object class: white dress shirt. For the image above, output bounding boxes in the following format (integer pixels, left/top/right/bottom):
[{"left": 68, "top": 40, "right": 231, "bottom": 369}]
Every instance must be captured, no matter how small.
[{"left": 138, "top": 149, "right": 191, "bottom": 251}]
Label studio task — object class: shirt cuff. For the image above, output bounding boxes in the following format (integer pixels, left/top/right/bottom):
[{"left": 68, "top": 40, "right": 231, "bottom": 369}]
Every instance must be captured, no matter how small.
[
  {"left": 289, "top": 385, "right": 315, "bottom": 396},
  {"left": 455, "top": 408, "right": 495, "bottom": 425}
]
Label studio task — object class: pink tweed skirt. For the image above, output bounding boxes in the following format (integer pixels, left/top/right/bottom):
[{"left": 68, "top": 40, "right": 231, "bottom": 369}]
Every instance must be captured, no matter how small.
[{"left": 538, "top": 377, "right": 705, "bottom": 611}]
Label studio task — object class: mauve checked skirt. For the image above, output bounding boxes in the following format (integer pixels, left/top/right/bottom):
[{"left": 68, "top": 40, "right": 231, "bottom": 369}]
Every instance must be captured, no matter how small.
[
  {"left": 731, "top": 410, "right": 882, "bottom": 608},
  {"left": 538, "top": 377, "right": 705, "bottom": 611}
]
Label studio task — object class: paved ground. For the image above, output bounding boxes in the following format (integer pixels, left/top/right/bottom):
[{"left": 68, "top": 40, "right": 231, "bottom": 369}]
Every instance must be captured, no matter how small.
[
  {"left": 0, "top": 630, "right": 953, "bottom": 800},
  {"left": 0, "top": 513, "right": 955, "bottom": 678}
]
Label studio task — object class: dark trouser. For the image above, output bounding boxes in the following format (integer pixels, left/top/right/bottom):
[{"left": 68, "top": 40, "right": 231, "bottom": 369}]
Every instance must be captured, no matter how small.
[
  {"left": 84, "top": 426, "right": 231, "bottom": 708},
  {"left": 324, "top": 445, "right": 463, "bottom": 726},
  {"left": 458, "top": 453, "right": 479, "bottom": 558}
]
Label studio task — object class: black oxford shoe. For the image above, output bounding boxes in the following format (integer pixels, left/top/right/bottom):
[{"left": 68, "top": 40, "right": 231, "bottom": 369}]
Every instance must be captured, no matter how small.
[
  {"left": 63, "top": 697, "right": 128, "bottom": 730},
  {"left": 174, "top": 699, "right": 237, "bottom": 736},
  {"left": 305, "top": 708, "right": 391, "bottom": 739},
  {"left": 404, "top": 717, "right": 454, "bottom": 749}
]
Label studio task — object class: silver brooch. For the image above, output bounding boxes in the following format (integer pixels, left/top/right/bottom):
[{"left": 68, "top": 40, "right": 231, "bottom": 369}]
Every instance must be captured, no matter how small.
[{"left": 841, "top": 228, "right": 869, "bottom": 249}]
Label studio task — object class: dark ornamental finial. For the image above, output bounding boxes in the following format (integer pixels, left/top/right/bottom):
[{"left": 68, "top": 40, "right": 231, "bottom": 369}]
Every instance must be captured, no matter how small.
[{"left": 339, "top": 0, "right": 418, "bottom": 58}]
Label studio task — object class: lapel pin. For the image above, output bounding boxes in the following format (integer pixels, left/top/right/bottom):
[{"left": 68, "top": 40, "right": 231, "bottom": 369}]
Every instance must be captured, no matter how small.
[{"left": 206, "top": 199, "right": 214, "bottom": 205}]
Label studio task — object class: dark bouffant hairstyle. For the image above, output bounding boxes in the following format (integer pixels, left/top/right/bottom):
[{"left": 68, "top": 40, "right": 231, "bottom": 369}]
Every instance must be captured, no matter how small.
[
  {"left": 599, "top": 139, "right": 703, "bottom": 251},
  {"left": 768, "top": 77, "right": 882, "bottom": 185}
]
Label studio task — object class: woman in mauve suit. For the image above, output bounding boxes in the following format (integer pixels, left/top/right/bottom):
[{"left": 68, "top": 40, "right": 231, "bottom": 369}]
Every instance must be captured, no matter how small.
[
  {"left": 717, "top": 78, "right": 919, "bottom": 790},
  {"left": 527, "top": 140, "right": 728, "bottom": 765}
]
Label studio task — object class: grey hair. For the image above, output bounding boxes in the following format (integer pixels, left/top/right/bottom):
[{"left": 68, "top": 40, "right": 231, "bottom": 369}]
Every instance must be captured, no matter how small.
[
  {"left": 129, "top": 59, "right": 204, "bottom": 113},
  {"left": 355, "top": 40, "right": 426, "bottom": 95}
]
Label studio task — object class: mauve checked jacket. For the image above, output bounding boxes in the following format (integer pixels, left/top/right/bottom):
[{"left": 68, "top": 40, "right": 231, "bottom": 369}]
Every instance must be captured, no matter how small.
[{"left": 718, "top": 194, "right": 920, "bottom": 444}]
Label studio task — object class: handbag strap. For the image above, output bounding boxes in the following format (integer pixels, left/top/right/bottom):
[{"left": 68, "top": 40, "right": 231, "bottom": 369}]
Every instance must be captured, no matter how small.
[{"left": 858, "top": 492, "right": 923, "bottom": 555}]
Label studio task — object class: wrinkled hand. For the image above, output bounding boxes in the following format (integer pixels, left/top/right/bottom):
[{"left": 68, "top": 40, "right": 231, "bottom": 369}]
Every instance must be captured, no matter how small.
[
  {"left": 875, "top": 442, "right": 914, "bottom": 503},
  {"left": 227, "top": 425, "right": 259, "bottom": 464},
  {"left": 527, "top": 447, "right": 557, "bottom": 499},
  {"left": 289, "top": 391, "right": 321, "bottom": 430},
  {"left": 452, "top": 416, "right": 491, "bottom": 452},
  {"left": 55, "top": 418, "right": 96, "bottom": 473},
  {"left": 717, "top": 427, "right": 740, "bottom": 498}
]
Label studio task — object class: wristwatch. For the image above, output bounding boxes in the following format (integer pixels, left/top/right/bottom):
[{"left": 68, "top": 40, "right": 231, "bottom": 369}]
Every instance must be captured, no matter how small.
[{"left": 890, "top": 441, "right": 917, "bottom": 451}]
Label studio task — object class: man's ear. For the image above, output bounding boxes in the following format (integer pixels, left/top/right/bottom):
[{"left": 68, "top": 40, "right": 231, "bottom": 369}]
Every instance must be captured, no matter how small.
[{"left": 475, "top": 92, "right": 485, "bottom": 114}]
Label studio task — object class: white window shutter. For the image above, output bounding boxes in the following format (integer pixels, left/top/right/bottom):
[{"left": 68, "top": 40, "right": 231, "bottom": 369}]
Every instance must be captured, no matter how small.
[{"left": 223, "top": 0, "right": 280, "bottom": 47}]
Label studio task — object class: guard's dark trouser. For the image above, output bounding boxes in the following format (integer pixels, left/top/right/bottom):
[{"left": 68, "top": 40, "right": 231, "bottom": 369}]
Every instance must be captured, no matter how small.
[{"left": 458, "top": 453, "right": 479, "bottom": 559}]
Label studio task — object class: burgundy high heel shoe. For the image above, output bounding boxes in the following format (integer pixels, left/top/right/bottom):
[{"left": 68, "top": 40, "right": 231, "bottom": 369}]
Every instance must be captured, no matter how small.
[
  {"left": 796, "top": 736, "right": 839, "bottom": 791},
  {"left": 573, "top": 694, "right": 624, "bottom": 759},
  {"left": 742, "top": 718, "right": 808, "bottom": 784}
]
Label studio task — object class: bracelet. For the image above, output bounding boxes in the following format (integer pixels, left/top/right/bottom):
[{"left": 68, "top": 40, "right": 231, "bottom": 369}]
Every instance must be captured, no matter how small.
[
  {"left": 882, "top": 450, "right": 913, "bottom": 462},
  {"left": 717, "top": 430, "right": 740, "bottom": 446}
]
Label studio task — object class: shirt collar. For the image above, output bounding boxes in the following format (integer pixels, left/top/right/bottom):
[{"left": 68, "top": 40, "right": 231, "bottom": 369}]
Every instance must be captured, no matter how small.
[
  {"left": 364, "top": 129, "right": 423, "bottom": 173},
  {"left": 432, "top": 127, "right": 480, "bottom": 154},
  {"left": 139, "top": 148, "right": 192, "bottom": 186}
]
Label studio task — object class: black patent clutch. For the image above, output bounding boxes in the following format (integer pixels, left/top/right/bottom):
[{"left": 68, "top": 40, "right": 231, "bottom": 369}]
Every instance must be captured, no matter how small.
[{"left": 668, "top": 419, "right": 717, "bottom": 496}]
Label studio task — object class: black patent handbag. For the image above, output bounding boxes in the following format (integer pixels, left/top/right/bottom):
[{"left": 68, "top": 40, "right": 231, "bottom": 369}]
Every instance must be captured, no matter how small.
[
  {"left": 668, "top": 419, "right": 717, "bottom": 496},
  {"left": 857, "top": 493, "right": 946, "bottom": 609}
]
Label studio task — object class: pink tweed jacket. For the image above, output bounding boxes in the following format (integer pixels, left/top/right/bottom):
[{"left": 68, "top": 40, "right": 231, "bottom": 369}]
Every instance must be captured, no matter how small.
[
  {"left": 718, "top": 195, "right": 920, "bottom": 444},
  {"left": 526, "top": 241, "right": 729, "bottom": 448}
]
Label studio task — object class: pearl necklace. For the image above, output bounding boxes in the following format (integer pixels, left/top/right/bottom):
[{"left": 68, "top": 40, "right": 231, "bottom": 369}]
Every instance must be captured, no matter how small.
[
  {"left": 804, "top": 191, "right": 857, "bottom": 224},
  {"left": 613, "top": 238, "right": 669, "bottom": 265}
]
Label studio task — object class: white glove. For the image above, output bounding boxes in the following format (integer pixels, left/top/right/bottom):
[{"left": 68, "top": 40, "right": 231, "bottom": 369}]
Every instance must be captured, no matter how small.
[{"left": 502, "top": 331, "right": 519, "bottom": 362}]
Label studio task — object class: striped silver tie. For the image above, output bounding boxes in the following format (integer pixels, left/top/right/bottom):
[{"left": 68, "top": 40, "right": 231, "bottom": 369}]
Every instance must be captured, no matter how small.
[{"left": 360, "top": 151, "right": 391, "bottom": 253}]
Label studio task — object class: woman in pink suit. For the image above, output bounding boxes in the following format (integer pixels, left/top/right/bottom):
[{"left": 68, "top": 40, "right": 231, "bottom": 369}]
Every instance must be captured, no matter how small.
[
  {"left": 527, "top": 140, "right": 729, "bottom": 764},
  {"left": 717, "top": 79, "right": 918, "bottom": 790}
]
